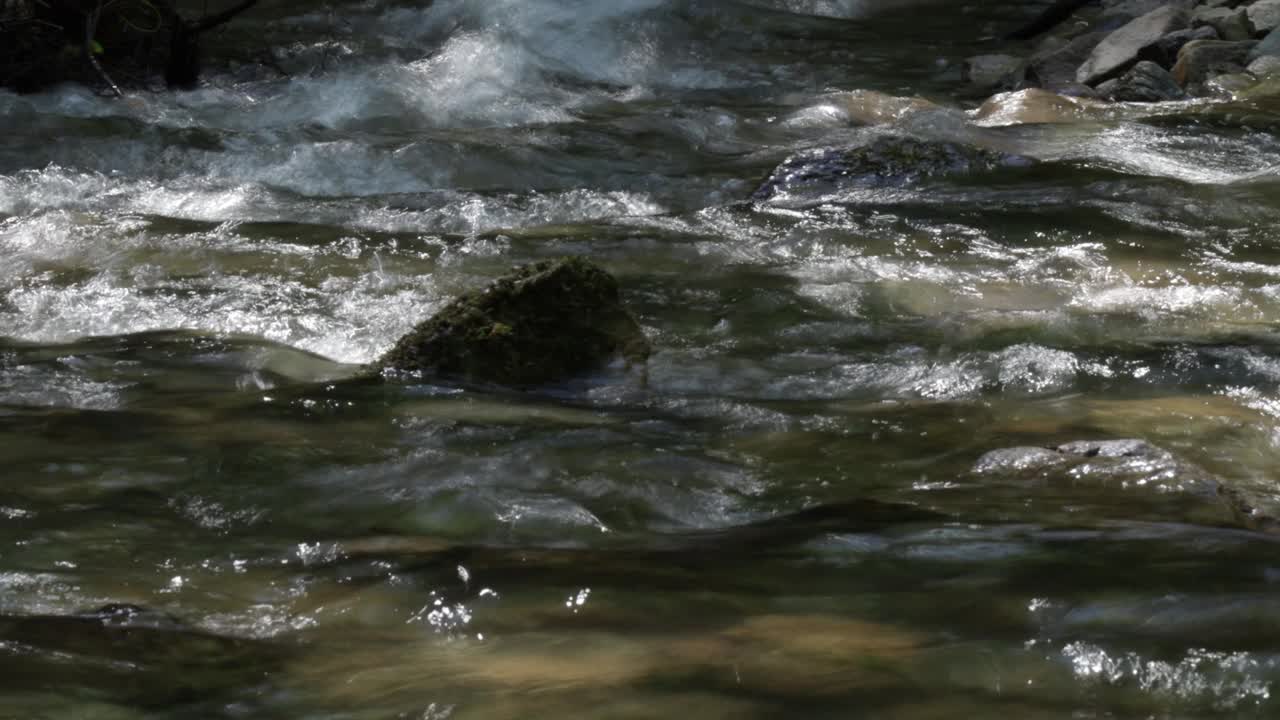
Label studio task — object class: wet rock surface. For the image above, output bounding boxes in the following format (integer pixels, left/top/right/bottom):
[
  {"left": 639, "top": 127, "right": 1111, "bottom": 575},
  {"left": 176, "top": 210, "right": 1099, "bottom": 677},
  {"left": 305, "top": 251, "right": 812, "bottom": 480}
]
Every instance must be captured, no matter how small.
[
  {"left": 0, "top": 604, "right": 282, "bottom": 708},
  {"left": 970, "top": 438, "right": 1277, "bottom": 531},
  {"left": 376, "top": 257, "right": 650, "bottom": 387},
  {"left": 752, "top": 135, "right": 1033, "bottom": 201}
]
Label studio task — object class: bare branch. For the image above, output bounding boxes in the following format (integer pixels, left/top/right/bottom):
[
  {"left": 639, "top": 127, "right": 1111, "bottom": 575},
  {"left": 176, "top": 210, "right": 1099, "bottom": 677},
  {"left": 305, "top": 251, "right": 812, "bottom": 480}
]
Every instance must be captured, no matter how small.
[
  {"left": 84, "top": 2, "right": 123, "bottom": 96},
  {"left": 190, "top": 0, "right": 256, "bottom": 34}
]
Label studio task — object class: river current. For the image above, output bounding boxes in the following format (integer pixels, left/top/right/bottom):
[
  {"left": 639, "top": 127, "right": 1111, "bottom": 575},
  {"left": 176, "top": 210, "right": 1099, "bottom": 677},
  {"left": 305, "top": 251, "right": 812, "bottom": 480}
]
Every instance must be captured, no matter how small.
[{"left": 3, "top": 0, "right": 1280, "bottom": 717}]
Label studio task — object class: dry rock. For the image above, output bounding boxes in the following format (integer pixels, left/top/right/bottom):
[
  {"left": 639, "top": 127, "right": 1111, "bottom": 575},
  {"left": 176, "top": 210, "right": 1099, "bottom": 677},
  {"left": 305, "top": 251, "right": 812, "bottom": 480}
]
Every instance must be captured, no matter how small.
[
  {"left": 1172, "top": 38, "right": 1256, "bottom": 86},
  {"left": 1101, "top": 59, "right": 1187, "bottom": 100},
  {"left": 1077, "top": 4, "right": 1192, "bottom": 84},
  {"left": 1138, "top": 25, "right": 1220, "bottom": 66},
  {"left": 1193, "top": 5, "right": 1253, "bottom": 41},
  {"left": 1248, "top": 0, "right": 1280, "bottom": 36}
]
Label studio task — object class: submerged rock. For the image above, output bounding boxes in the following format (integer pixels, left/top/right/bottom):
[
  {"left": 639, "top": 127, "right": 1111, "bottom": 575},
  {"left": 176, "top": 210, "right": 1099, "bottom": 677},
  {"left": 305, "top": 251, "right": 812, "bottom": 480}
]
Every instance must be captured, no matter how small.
[
  {"left": 972, "top": 438, "right": 1210, "bottom": 492},
  {"left": 0, "top": 604, "right": 281, "bottom": 707},
  {"left": 752, "top": 135, "right": 1032, "bottom": 200},
  {"left": 376, "top": 257, "right": 650, "bottom": 387}
]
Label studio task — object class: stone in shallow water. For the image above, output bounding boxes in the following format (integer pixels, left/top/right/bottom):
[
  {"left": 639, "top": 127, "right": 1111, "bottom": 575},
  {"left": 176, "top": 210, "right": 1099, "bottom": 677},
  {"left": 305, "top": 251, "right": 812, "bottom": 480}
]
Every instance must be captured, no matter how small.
[
  {"left": 972, "top": 438, "right": 1223, "bottom": 498},
  {"left": 0, "top": 604, "right": 281, "bottom": 707},
  {"left": 376, "top": 257, "right": 650, "bottom": 387},
  {"left": 971, "top": 446, "right": 1068, "bottom": 474},
  {"left": 751, "top": 135, "right": 1032, "bottom": 201}
]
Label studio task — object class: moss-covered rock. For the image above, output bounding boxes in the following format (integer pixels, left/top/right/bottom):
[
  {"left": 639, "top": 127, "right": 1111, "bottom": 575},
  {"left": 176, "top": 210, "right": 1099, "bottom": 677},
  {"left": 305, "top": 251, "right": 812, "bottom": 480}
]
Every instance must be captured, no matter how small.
[{"left": 376, "top": 257, "right": 649, "bottom": 387}]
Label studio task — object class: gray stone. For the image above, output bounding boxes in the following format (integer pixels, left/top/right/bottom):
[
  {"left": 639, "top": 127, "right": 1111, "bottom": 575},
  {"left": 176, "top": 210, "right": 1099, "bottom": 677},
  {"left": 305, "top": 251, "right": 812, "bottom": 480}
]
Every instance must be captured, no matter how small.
[
  {"left": 1077, "top": 4, "right": 1191, "bottom": 84},
  {"left": 972, "top": 439, "right": 1224, "bottom": 507},
  {"left": 1102, "top": 0, "right": 1183, "bottom": 22},
  {"left": 376, "top": 257, "right": 650, "bottom": 386},
  {"left": 1102, "top": 59, "right": 1187, "bottom": 100},
  {"left": 1193, "top": 6, "right": 1253, "bottom": 41},
  {"left": 1248, "top": 54, "right": 1280, "bottom": 76},
  {"left": 751, "top": 136, "right": 1034, "bottom": 201},
  {"left": 1030, "top": 31, "right": 1107, "bottom": 89},
  {"left": 1172, "top": 39, "right": 1255, "bottom": 85},
  {"left": 1248, "top": 0, "right": 1280, "bottom": 36},
  {"left": 962, "top": 54, "right": 1027, "bottom": 92},
  {"left": 1138, "top": 25, "right": 1219, "bottom": 66},
  {"left": 1248, "top": 26, "right": 1280, "bottom": 61},
  {"left": 1095, "top": 77, "right": 1121, "bottom": 95}
]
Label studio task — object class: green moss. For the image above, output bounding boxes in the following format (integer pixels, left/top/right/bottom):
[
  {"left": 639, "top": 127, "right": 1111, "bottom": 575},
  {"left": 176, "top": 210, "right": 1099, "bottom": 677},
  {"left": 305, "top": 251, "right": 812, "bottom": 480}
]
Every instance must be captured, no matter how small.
[{"left": 376, "top": 257, "right": 650, "bottom": 387}]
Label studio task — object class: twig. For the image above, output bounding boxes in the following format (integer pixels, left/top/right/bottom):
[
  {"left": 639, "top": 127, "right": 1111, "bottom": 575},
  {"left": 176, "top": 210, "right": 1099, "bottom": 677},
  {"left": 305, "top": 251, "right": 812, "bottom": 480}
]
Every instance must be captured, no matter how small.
[
  {"left": 84, "top": 3, "right": 123, "bottom": 97},
  {"left": 190, "top": 0, "right": 257, "bottom": 34}
]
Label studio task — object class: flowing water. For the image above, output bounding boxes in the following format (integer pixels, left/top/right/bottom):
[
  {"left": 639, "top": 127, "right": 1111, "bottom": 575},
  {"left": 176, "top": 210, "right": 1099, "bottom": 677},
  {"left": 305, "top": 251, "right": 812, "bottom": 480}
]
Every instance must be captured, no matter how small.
[{"left": 4, "top": 0, "right": 1280, "bottom": 717}]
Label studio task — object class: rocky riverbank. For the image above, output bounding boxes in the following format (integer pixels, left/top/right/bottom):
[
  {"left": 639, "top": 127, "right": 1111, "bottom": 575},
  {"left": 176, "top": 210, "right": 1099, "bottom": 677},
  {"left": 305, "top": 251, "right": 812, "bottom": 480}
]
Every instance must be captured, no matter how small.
[{"left": 966, "top": 0, "right": 1280, "bottom": 102}]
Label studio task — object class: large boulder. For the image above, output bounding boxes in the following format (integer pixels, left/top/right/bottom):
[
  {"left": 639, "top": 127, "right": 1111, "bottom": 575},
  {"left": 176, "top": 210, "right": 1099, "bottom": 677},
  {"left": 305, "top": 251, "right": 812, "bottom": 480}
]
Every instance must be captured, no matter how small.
[
  {"left": 1249, "top": 26, "right": 1280, "bottom": 61},
  {"left": 376, "top": 258, "right": 650, "bottom": 386},
  {"left": 971, "top": 438, "right": 1280, "bottom": 532},
  {"left": 1172, "top": 39, "right": 1256, "bottom": 87},
  {"left": 751, "top": 135, "right": 1032, "bottom": 201},
  {"left": 1137, "top": 25, "right": 1219, "bottom": 66},
  {"left": 1030, "top": 31, "right": 1108, "bottom": 91},
  {"left": 1077, "top": 4, "right": 1192, "bottom": 85},
  {"left": 1097, "top": 59, "right": 1186, "bottom": 101},
  {"left": 1192, "top": 5, "right": 1253, "bottom": 42},
  {"left": 1248, "top": 0, "right": 1280, "bottom": 36}
]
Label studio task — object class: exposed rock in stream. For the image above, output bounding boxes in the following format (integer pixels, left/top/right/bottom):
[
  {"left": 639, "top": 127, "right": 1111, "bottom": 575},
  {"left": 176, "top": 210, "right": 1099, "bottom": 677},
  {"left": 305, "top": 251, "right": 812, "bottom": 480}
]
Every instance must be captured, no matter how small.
[
  {"left": 971, "top": 438, "right": 1278, "bottom": 532},
  {"left": 376, "top": 257, "right": 650, "bottom": 387},
  {"left": 752, "top": 135, "right": 1034, "bottom": 201}
]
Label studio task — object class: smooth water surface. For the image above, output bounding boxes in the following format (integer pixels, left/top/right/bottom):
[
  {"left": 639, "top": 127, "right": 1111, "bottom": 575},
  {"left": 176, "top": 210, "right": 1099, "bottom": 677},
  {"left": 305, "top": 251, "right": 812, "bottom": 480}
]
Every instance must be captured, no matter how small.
[{"left": 3, "top": 0, "right": 1280, "bottom": 717}]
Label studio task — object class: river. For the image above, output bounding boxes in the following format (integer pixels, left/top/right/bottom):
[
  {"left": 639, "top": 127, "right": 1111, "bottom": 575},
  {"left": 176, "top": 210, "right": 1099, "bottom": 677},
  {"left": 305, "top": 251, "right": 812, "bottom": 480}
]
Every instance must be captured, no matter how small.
[{"left": 2, "top": 0, "right": 1280, "bottom": 717}]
